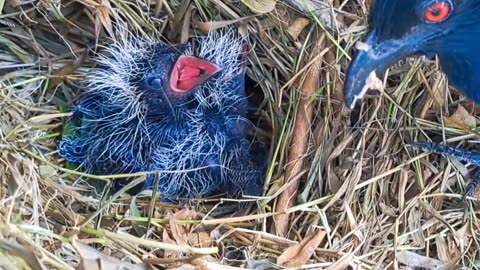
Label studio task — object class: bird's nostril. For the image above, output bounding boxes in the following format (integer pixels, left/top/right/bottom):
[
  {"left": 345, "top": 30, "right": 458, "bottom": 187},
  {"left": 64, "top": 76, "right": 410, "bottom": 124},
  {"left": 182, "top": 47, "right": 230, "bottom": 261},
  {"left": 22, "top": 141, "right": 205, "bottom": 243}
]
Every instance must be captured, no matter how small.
[{"left": 199, "top": 69, "right": 208, "bottom": 77}]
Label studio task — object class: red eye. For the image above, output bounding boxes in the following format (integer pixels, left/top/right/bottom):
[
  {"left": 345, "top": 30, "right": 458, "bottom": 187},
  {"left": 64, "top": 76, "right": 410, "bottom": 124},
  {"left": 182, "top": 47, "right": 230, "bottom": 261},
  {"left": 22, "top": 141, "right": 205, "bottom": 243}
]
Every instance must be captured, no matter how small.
[{"left": 424, "top": 2, "right": 451, "bottom": 23}]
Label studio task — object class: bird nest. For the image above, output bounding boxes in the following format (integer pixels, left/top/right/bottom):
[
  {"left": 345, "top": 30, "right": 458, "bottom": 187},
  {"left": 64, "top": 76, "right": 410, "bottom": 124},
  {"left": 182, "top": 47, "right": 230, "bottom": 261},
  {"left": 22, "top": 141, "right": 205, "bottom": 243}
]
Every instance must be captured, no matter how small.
[{"left": 0, "top": 0, "right": 478, "bottom": 269}]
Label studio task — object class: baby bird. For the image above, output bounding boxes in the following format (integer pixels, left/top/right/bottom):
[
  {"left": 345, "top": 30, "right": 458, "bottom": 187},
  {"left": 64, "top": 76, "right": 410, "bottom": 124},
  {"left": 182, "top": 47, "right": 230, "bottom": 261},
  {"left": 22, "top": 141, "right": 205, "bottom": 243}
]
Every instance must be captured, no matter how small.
[{"left": 59, "top": 30, "right": 267, "bottom": 202}]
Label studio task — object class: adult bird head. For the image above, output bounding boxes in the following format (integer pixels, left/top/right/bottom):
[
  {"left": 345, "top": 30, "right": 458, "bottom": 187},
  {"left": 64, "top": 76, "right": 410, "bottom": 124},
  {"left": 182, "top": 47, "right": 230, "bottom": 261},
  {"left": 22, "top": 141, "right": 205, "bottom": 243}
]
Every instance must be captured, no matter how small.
[{"left": 344, "top": 0, "right": 480, "bottom": 109}]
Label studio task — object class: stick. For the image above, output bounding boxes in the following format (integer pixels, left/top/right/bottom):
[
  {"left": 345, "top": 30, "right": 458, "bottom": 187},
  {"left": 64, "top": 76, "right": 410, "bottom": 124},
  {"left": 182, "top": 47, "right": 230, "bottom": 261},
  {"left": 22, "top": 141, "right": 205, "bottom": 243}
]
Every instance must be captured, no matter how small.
[{"left": 271, "top": 33, "right": 327, "bottom": 236}]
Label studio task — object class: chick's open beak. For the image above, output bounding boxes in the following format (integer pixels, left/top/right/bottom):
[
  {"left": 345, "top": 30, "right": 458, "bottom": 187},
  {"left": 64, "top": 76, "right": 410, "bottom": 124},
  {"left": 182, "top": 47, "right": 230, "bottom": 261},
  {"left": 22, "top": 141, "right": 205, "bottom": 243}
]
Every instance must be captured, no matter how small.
[{"left": 170, "top": 55, "right": 221, "bottom": 93}]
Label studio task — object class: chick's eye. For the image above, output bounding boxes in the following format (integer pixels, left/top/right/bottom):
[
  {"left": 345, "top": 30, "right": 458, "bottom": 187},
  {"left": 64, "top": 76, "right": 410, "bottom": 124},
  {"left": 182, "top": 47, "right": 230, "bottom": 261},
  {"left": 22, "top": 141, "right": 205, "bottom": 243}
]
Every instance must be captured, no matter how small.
[
  {"left": 424, "top": 1, "right": 452, "bottom": 23},
  {"left": 146, "top": 77, "right": 163, "bottom": 89}
]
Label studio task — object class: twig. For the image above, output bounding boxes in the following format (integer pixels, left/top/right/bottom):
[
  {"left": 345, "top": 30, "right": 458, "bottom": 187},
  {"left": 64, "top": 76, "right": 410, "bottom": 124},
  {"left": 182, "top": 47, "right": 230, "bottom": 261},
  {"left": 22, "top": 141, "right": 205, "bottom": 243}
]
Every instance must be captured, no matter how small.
[{"left": 271, "top": 33, "right": 328, "bottom": 236}]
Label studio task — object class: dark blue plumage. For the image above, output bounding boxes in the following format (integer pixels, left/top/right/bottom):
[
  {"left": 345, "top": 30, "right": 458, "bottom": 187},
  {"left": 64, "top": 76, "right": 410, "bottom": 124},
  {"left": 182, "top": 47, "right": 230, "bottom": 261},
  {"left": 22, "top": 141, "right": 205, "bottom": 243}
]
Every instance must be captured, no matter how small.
[
  {"left": 59, "top": 31, "right": 267, "bottom": 202},
  {"left": 345, "top": 0, "right": 480, "bottom": 107},
  {"left": 344, "top": 0, "right": 480, "bottom": 199}
]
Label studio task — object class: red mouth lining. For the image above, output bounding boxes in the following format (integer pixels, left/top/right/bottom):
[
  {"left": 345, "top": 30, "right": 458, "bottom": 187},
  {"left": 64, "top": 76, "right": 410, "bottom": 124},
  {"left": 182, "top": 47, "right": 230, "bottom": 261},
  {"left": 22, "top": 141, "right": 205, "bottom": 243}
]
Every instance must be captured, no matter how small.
[{"left": 170, "top": 55, "right": 221, "bottom": 93}]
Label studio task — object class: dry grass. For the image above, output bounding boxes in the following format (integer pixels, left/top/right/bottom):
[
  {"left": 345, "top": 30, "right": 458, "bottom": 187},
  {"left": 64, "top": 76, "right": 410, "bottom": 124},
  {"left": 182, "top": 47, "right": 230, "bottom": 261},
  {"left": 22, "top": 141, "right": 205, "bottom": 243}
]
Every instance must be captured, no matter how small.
[{"left": 0, "top": 0, "right": 479, "bottom": 269}]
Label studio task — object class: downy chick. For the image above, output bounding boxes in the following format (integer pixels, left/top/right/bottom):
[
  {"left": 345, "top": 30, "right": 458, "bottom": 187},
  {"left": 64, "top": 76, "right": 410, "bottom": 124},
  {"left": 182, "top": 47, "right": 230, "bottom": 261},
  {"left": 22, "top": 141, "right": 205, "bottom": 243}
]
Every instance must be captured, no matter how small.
[{"left": 59, "top": 30, "right": 267, "bottom": 202}]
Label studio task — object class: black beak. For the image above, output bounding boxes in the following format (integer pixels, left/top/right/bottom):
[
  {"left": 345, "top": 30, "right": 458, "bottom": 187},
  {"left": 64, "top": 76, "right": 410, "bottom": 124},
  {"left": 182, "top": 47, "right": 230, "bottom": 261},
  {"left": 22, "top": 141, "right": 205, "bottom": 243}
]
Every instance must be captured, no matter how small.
[{"left": 344, "top": 31, "right": 415, "bottom": 109}]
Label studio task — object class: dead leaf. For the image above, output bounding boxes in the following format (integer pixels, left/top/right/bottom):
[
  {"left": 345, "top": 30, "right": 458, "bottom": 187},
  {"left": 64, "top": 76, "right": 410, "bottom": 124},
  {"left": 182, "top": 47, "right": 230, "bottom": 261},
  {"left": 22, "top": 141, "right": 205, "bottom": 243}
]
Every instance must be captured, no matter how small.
[
  {"left": 324, "top": 252, "right": 354, "bottom": 270},
  {"left": 170, "top": 219, "right": 188, "bottom": 245},
  {"left": 192, "top": 16, "right": 256, "bottom": 34},
  {"left": 276, "top": 228, "right": 326, "bottom": 267},
  {"left": 241, "top": 0, "right": 277, "bottom": 14},
  {"left": 3, "top": 152, "right": 31, "bottom": 195},
  {"left": 168, "top": 0, "right": 192, "bottom": 43},
  {"left": 287, "top": 17, "right": 310, "bottom": 40},
  {"left": 429, "top": 71, "right": 446, "bottom": 107},
  {"left": 163, "top": 229, "right": 180, "bottom": 259},
  {"left": 179, "top": 5, "right": 193, "bottom": 44},
  {"left": 327, "top": 132, "right": 355, "bottom": 162},
  {"left": 396, "top": 250, "right": 445, "bottom": 269},
  {"left": 379, "top": 202, "right": 398, "bottom": 217},
  {"left": 456, "top": 221, "right": 472, "bottom": 239},
  {"left": 95, "top": 0, "right": 114, "bottom": 38},
  {"left": 39, "top": 165, "right": 56, "bottom": 179},
  {"left": 188, "top": 232, "right": 213, "bottom": 247},
  {"left": 408, "top": 208, "right": 425, "bottom": 247},
  {"left": 45, "top": 180, "right": 97, "bottom": 203},
  {"left": 174, "top": 208, "right": 197, "bottom": 221},
  {"left": 436, "top": 256, "right": 462, "bottom": 270},
  {"left": 443, "top": 105, "right": 477, "bottom": 129},
  {"left": 327, "top": 166, "right": 341, "bottom": 193},
  {"left": 435, "top": 235, "right": 450, "bottom": 262},
  {"left": 162, "top": 209, "right": 198, "bottom": 259},
  {"left": 48, "top": 50, "right": 87, "bottom": 90},
  {"left": 452, "top": 105, "right": 477, "bottom": 126},
  {"left": 169, "top": 209, "right": 197, "bottom": 245},
  {"left": 74, "top": 240, "right": 147, "bottom": 270}
]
